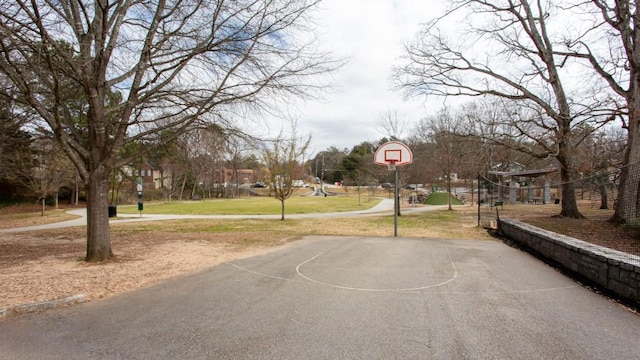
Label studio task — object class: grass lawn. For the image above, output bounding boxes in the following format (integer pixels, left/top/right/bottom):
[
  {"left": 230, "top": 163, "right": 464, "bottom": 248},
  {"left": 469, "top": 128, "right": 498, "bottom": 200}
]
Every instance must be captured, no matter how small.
[
  {"left": 112, "top": 205, "right": 491, "bottom": 248},
  {"left": 0, "top": 208, "right": 79, "bottom": 229},
  {"left": 116, "top": 195, "right": 383, "bottom": 215},
  {"left": 425, "top": 192, "right": 464, "bottom": 205}
]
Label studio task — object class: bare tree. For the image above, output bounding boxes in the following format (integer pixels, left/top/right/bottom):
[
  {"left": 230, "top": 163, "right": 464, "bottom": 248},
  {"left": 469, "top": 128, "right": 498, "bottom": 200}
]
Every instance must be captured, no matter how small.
[
  {"left": 183, "top": 125, "right": 227, "bottom": 199},
  {"left": 263, "top": 125, "right": 311, "bottom": 220},
  {"left": 574, "top": 127, "right": 625, "bottom": 209},
  {"left": 554, "top": 1, "right": 640, "bottom": 223},
  {"left": 459, "top": 101, "right": 520, "bottom": 172},
  {"left": 144, "top": 130, "right": 182, "bottom": 202},
  {"left": 224, "top": 136, "right": 254, "bottom": 197},
  {"left": 157, "top": 134, "right": 193, "bottom": 202},
  {"left": 414, "top": 108, "right": 468, "bottom": 210},
  {"left": 22, "top": 138, "right": 74, "bottom": 215},
  {"left": 394, "top": 0, "right": 614, "bottom": 218},
  {"left": 377, "top": 109, "right": 408, "bottom": 140},
  {"left": 0, "top": 0, "right": 338, "bottom": 261}
]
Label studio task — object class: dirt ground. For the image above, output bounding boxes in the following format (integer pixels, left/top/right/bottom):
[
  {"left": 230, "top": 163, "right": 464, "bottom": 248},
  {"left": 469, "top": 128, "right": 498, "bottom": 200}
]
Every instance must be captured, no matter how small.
[
  {"left": 0, "top": 204, "right": 290, "bottom": 313},
  {"left": 0, "top": 227, "right": 283, "bottom": 312},
  {"left": 0, "top": 202, "right": 638, "bottom": 315}
]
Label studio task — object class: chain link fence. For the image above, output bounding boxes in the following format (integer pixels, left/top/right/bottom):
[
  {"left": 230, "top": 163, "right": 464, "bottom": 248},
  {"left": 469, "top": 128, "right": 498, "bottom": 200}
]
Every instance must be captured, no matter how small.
[
  {"left": 477, "top": 174, "right": 506, "bottom": 230},
  {"left": 478, "top": 169, "right": 622, "bottom": 227},
  {"left": 478, "top": 165, "right": 640, "bottom": 260}
]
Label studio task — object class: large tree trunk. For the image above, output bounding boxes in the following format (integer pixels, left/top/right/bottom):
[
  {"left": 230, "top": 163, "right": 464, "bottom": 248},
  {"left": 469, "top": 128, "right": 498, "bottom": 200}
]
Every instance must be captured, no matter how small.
[
  {"left": 191, "top": 182, "right": 197, "bottom": 199},
  {"left": 280, "top": 199, "right": 285, "bottom": 220},
  {"left": 610, "top": 4, "right": 640, "bottom": 224},
  {"left": 599, "top": 180, "right": 609, "bottom": 210},
  {"left": 179, "top": 173, "right": 186, "bottom": 200},
  {"left": 611, "top": 141, "right": 640, "bottom": 223},
  {"left": 556, "top": 134, "right": 584, "bottom": 218},
  {"left": 85, "top": 174, "right": 114, "bottom": 262},
  {"left": 74, "top": 174, "right": 79, "bottom": 206},
  {"left": 558, "top": 179, "right": 583, "bottom": 218},
  {"left": 611, "top": 106, "right": 640, "bottom": 224}
]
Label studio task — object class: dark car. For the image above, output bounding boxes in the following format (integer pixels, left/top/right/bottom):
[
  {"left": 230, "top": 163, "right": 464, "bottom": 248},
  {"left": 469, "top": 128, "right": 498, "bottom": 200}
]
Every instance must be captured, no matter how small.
[
  {"left": 250, "top": 182, "right": 266, "bottom": 188},
  {"left": 381, "top": 183, "right": 393, "bottom": 189}
]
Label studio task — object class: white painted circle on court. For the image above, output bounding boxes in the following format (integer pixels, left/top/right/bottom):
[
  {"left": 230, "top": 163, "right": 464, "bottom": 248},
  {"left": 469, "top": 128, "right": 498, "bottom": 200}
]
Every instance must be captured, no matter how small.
[{"left": 293, "top": 250, "right": 459, "bottom": 292}]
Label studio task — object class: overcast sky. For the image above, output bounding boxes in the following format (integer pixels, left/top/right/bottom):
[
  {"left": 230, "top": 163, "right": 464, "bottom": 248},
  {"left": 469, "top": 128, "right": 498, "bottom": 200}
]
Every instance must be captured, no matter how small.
[{"left": 283, "top": 0, "right": 447, "bottom": 155}]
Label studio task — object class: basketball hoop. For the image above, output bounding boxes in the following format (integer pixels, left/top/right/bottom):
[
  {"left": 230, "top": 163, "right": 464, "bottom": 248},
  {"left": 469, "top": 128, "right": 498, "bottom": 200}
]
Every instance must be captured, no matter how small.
[
  {"left": 374, "top": 141, "right": 413, "bottom": 168},
  {"left": 387, "top": 161, "right": 397, "bottom": 171}
]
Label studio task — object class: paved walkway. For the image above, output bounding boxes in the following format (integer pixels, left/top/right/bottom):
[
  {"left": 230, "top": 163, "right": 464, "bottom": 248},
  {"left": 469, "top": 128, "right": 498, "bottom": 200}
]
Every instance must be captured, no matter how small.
[{"left": 0, "top": 199, "right": 446, "bottom": 233}]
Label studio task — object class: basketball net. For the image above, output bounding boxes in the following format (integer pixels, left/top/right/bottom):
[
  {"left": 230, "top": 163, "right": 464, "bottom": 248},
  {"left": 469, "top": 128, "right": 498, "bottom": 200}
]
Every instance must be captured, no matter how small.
[{"left": 387, "top": 161, "right": 397, "bottom": 171}]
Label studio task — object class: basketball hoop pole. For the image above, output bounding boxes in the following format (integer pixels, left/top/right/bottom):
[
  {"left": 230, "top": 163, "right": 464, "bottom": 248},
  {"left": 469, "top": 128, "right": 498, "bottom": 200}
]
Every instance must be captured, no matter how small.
[
  {"left": 393, "top": 163, "right": 399, "bottom": 237},
  {"left": 374, "top": 141, "right": 413, "bottom": 237},
  {"left": 386, "top": 160, "right": 399, "bottom": 237},
  {"left": 387, "top": 160, "right": 400, "bottom": 237}
]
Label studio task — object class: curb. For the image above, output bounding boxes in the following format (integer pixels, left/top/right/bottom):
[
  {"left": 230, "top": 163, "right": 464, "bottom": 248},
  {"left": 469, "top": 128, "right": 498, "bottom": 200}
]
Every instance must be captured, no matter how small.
[{"left": 0, "top": 294, "right": 85, "bottom": 320}]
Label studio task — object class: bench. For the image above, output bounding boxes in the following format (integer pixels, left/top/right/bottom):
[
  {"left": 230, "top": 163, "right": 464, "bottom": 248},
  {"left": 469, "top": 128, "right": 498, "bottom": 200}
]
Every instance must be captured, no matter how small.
[{"left": 491, "top": 201, "right": 504, "bottom": 209}]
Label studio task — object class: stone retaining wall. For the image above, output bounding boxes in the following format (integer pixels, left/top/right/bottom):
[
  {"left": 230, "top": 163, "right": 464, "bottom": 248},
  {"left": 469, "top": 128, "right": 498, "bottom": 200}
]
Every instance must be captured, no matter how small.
[{"left": 499, "top": 218, "right": 640, "bottom": 304}]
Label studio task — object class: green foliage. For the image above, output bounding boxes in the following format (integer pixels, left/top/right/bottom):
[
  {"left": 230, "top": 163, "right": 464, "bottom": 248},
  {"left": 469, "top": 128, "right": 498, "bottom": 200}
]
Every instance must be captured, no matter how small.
[
  {"left": 242, "top": 154, "right": 261, "bottom": 170},
  {"left": 424, "top": 192, "right": 464, "bottom": 205},
  {"left": 0, "top": 86, "right": 34, "bottom": 200},
  {"left": 335, "top": 141, "right": 376, "bottom": 185},
  {"left": 312, "top": 147, "right": 348, "bottom": 182}
]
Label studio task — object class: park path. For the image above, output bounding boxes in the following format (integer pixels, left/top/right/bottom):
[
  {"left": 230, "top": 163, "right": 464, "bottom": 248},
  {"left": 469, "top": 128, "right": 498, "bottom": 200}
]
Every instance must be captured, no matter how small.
[{"left": 0, "top": 199, "right": 445, "bottom": 233}]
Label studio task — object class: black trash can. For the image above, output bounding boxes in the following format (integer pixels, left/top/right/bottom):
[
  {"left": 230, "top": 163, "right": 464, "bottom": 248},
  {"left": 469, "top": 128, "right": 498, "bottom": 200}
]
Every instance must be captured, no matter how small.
[{"left": 108, "top": 205, "right": 117, "bottom": 218}]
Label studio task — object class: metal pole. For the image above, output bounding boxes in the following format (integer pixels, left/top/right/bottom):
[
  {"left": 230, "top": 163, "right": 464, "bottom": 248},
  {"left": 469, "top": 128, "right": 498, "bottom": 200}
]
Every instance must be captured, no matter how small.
[
  {"left": 394, "top": 166, "right": 398, "bottom": 237},
  {"left": 321, "top": 155, "right": 325, "bottom": 190},
  {"left": 477, "top": 173, "right": 481, "bottom": 227}
]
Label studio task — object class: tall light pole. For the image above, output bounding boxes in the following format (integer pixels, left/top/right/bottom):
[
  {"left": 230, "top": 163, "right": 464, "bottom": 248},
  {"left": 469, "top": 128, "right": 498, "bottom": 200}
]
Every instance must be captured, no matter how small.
[{"left": 321, "top": 155, "right": 325, "bottom": 186}]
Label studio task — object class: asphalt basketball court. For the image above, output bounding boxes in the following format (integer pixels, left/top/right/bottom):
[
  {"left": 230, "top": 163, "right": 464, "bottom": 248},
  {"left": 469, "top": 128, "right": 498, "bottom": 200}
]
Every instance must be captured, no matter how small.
[{"left": 1, "top": 235, "right": 639, "bottom": 359}]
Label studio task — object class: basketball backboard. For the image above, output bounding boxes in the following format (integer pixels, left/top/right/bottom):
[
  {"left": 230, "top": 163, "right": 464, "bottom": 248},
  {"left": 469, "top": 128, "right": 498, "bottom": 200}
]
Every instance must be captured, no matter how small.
[{"left": 374, "top": 141, "right": 413, "bottom": 166}]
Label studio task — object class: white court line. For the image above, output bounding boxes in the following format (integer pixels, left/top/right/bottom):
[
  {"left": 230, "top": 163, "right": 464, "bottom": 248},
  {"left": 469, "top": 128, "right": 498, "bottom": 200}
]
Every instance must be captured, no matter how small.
[
  {"left": 231, "top": 249, "right": 578, "bottom": 294},
  {"left": 230, "top": 263, "right": 305, "bottom": 283},
  {"left": 293, "top": 250, "right": 459, "bottom": 292},
  {"left": 422, "top": 285, "right": 579, "bottom": 295}
]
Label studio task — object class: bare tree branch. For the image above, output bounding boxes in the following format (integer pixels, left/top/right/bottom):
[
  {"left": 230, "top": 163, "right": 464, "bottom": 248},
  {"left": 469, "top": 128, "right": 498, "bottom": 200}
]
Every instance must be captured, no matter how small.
[
  {"left": 0, "top": 0, "right": 338, "bottom": 261},
  {"left": 393, "top": 0, "right": 619, "bottom": 218}
]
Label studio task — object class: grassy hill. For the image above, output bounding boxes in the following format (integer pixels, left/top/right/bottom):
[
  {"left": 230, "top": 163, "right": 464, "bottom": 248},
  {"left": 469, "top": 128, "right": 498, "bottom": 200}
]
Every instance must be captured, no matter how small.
[{"left": 424, "top": 192, "right": 464, "bottom": 205}]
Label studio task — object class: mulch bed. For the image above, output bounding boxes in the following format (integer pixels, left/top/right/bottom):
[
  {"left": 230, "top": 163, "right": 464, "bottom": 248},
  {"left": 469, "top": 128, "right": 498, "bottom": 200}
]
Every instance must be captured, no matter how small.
[{"left": 501, "top": 205, "right": 640, "bottom": 257}]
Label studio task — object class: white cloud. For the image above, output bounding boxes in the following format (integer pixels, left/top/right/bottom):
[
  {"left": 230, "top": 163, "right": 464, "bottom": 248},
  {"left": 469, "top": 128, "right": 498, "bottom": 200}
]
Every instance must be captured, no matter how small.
[{"left": 263, "top": 0, "right": 448, "bottom": 155}]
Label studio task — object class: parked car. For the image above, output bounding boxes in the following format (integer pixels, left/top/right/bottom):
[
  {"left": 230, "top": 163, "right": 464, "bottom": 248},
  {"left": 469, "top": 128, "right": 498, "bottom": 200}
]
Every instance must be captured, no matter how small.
[
  {"left": 381, "top": 183, "right": 393, "bottom": 189},
  {"left": 250, "top": 182, "right": 266, "bottom": 188}
]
